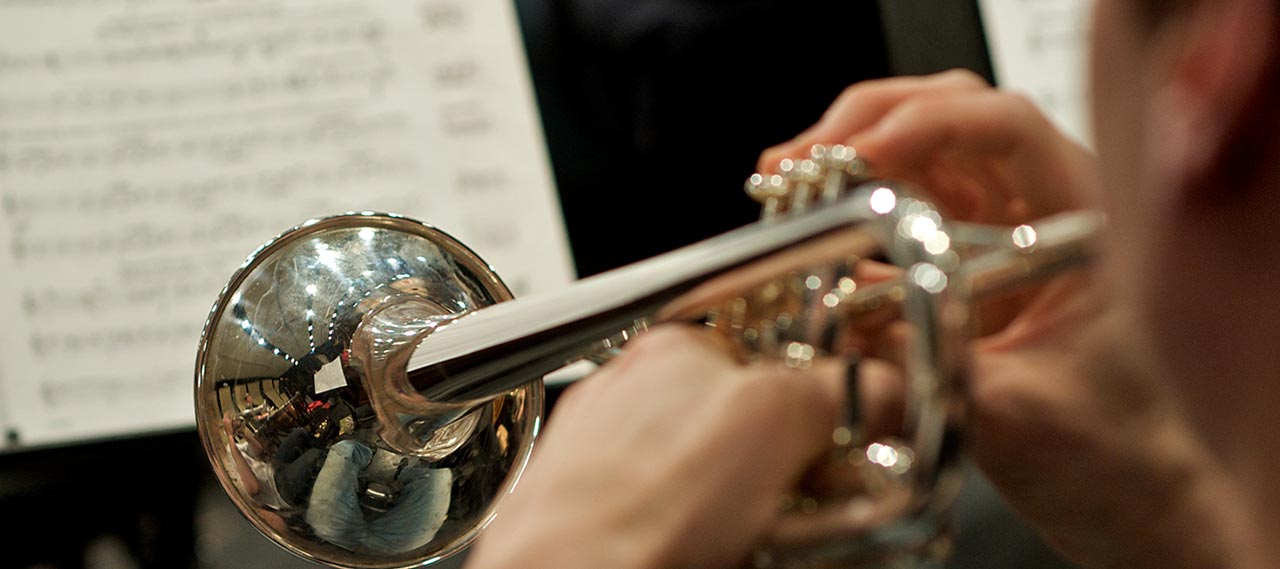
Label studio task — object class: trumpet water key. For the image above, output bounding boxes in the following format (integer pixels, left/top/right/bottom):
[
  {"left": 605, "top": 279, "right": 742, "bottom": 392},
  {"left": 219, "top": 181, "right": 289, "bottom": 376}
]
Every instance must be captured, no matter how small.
[{"left": 195, "top": 145, "right": 1102, "bottom": 569}]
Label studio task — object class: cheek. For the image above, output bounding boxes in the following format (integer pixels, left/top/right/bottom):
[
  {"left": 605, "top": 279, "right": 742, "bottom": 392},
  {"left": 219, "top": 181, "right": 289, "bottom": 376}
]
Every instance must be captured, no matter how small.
[
  {"left": 1090, "top": 1, "right": 1145, "bottom": 203},
  {"left": 1089, "top": 1, "right": 1155, "bottom": 296}
]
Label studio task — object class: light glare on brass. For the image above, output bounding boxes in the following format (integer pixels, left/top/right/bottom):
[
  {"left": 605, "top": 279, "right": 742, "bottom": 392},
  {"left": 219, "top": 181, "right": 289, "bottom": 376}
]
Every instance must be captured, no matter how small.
[
  {"left": 911, "top": 263, "right": 949, "bottom": 294},
  {"left": 869, "top": 187, "right": 897, "bottom": 214},
  {"left": 1012, "top": 224, "right": 1038, "bottom": 249}
]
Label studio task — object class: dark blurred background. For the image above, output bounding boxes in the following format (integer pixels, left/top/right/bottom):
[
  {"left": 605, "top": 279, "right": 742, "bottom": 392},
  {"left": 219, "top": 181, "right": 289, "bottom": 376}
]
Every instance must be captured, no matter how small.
[
  {"left": 535, "top": 0, "right": 994, "bottom": 277},
  {"left": 0, "top": 1, "right": 1076, "bottom": 568}
]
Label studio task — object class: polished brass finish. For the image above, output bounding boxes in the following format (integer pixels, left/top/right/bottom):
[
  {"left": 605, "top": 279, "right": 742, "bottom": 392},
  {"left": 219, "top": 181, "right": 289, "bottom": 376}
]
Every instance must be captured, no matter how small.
[{"left": 196, "top": 145, "right": 1102, "bottom": 568}]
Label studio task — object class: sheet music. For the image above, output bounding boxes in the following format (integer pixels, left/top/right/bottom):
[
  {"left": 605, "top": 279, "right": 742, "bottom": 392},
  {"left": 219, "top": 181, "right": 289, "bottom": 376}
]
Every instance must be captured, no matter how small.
[
  {"left": 0, "top": 366, "right": 9, "bottom": 445},
  {"left": 0, "top": 0, "right": 574, "bottom": 449},
  {"left": 978, "top": 0, "right": 1093, "bottom": 144}
]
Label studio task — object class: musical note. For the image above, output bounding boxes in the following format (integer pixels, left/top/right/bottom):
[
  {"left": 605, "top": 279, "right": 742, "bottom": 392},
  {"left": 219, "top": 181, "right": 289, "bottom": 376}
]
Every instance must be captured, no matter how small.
[
  {"left": 454, "top": 168, "right": 507, "bottom": 196},
  {"left": 0, "top": 0, "right": 574, "bottom": 448},
  {"left": 421, "top": 2, "right": 467, "bottom": 30},
  {"left": 38, "top": 367, "right": 188, "bottom": 408},
  {"left": 439, "top": 99, "right": 493, "bottom": 136},
  {"left": 433, "top": 60, "right": 480, "bottom": 88}
]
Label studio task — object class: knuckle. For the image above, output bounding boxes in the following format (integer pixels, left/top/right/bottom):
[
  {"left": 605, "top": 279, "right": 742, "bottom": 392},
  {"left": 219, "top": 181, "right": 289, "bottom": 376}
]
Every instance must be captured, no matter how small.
[
  {"left": 622, "top": 323, "right": 727, "bottom": 368},
  {"left": 623, "top": 326, "right": 705, "bottom": 360},
  {"left": 992, "top": 92, "right": 1055, "bottom": 144},
  {"left": 834, "top": 77, "right": 896, "bottom": 108},
  {"left": 884, "top": 97, "right": 936, "bottom": 127},
  {"left": 997, "top": 91, "right": 1046, "bottom": 123},
  {"left": 836, "top": 81, "right": 869, "bottom": 103},
  {"left": 937, "top": 68, "right": 989, "bottom": 88},
  {"left": 758, "top": 146, "right": 793, "bottom": 170}
]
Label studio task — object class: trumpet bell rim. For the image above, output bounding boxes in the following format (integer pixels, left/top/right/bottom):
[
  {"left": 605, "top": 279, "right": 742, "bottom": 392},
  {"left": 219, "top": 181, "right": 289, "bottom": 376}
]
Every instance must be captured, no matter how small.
[{"left": 195, "top": 212, "right": 540, "bottom": 569}]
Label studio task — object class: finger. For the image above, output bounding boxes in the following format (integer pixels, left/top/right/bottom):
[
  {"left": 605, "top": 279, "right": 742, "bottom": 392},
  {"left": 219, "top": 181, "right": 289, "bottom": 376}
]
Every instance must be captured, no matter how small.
[
  {"left": 757, "top": 70, "right": 989, "bottom": 172},
  {"left": 854, "top": 258, "right": 902, "bottom": 281},
  {"left": 835, "top": 259, "right": 907, "bottom": 356},
  {"left": 977, "top": 272, "right": 1100, "bottom": 351},
  {"left": 847, "top": 90, "right": 1076, "bottom": 219},
  {"left": 606, "top": 324, "right": 741, "bottom": 378},
  {"left": 759, "top": 355, "right": 907, "bottom": 457},
  {"left": 852, "top": 90, "right": 1052, "bottom": 165},
  {"left": 554, "top": 325, "right": 740, "bottom": 416},
  {"left": 740, "top": 359, "right": 847, "bottom": 471},
  {"left": 850, "top": 356, "right": 908, "bottom": 441}
]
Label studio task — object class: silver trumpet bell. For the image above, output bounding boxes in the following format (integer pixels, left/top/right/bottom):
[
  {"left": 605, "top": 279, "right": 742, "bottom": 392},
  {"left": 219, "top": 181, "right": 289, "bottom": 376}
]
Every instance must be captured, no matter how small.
[{"left": 195, "top": 145, "right": 1102, "bottom": 569}]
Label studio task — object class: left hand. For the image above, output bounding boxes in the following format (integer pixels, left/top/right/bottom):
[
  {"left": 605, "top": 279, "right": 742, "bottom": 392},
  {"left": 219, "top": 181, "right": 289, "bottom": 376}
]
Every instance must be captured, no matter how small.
[{"left": 463, "top": 326, "right": 848, "bottom": 569}]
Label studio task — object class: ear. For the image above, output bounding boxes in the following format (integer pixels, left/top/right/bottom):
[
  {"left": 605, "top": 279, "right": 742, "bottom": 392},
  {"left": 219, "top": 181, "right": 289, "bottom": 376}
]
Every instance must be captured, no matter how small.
[{"left": 1148, "top": 0, "right": 1278, "bottom": 192}]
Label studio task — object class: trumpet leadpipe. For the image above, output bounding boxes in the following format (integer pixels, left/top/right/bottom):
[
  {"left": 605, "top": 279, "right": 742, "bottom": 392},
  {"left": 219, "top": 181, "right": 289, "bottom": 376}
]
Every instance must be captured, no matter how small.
[
  {"left": 404, "top": 192, "right": 1103, "bottom": 406},
  {"left": 838, "top": 210, "right": 1105, "bottom": 318},
  {"left": 404, "top": 192, "right": 887, "bottom": 404}
]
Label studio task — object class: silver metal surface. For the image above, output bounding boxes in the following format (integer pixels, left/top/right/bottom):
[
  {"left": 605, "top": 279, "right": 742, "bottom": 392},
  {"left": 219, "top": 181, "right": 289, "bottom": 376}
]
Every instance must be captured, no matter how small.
[{"left": 195, "top": 213, "right": 540, "bottom": 569}]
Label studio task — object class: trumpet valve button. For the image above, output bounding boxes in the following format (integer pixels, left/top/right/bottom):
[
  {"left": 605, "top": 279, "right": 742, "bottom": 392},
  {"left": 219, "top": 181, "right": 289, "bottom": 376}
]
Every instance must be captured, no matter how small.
[{"left": 745, "top": 173, "right": 790, "bottom": 203}]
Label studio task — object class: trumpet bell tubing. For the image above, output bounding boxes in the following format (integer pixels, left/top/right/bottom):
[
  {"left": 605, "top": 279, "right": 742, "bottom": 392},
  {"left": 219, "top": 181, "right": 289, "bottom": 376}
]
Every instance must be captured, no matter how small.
[{"left": 196, "top": 174, "right": 1102, "bottom": 567}]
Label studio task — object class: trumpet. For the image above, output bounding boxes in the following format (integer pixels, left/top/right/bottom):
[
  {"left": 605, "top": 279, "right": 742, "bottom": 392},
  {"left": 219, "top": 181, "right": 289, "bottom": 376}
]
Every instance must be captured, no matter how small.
[{"left": 195, "top": 145, "right": 1102, "bottom": 569}]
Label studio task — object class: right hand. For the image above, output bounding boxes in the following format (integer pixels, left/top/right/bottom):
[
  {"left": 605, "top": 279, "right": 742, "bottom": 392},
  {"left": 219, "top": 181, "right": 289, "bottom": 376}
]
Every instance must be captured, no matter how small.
[
  {"left": 760, "top": 69, "right": 1097, "bottom": 226},
  {"left": 760, "top": 70, "right": 1255, "bottom": 569}
]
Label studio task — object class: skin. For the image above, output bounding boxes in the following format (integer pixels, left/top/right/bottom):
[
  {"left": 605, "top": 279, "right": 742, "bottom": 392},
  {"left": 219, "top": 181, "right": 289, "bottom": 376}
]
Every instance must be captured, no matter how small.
[
  {"left": 466, "top": 0, "right": 1280, "bottom": 567},
  {"left": 1088, "top": 0, "right": 1280, "bottom": 556}
]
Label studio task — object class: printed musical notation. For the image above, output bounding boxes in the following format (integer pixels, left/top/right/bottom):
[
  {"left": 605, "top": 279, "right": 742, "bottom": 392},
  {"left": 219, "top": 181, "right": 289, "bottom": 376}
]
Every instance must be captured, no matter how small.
[
  {"left": 0, "top": 0, "right": 573, "bottom": 448},
  {"left": 978, "top": 0, "right": 1092, "bottom": 144}
]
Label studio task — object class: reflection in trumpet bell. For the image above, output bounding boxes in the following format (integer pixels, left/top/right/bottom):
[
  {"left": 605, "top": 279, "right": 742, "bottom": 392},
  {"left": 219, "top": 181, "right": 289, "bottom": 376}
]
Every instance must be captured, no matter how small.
[{"left": 195, "top": 213, "right": 541, "bottom": 568}]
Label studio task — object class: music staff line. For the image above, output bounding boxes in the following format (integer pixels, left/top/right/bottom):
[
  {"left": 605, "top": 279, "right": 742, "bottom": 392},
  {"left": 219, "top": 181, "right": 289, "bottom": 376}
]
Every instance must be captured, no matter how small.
[
  {"left": 2, "top": 158, "right": 510, "bottom": 221},
  {"left": 9, "top": 209, "right": 529, "bottom": 271},
  {"left": 37, "top": 368, "right": 188, "bottom": 407},
  {"left": 0, "top": 110, "right": 409, "bottom": 174},
  {"left": 0, "top": 63, "right": 395, "bottom": 121},
  {"left": 3, "top": 154, "right": 418, "bottom": 219},
  {"left": 0, "top": 66, "right": 498, "bottom": 141},
  {"left": 0, "top": 20, "right": 386, "bottom": 77},
  {"left": 4, "top": 161, "right": 422, "bottom": 252},
  {"left": 19, "top": 267, "right": 240, "bottom": 318},
  {"left": 421, "top": 2, "right": 469, "bottom": 30},
  {"left": 28, "top": 322, "right": 196, "bottom": 359},
  {"left": 0, "top": 94, "right": 377, "bottom": 142},
  {"left": 13, "top": 215, "right": 271, "bottom": 260},
  {"left": 93, "top": 1, "right": 372, "bottom": 42}
]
